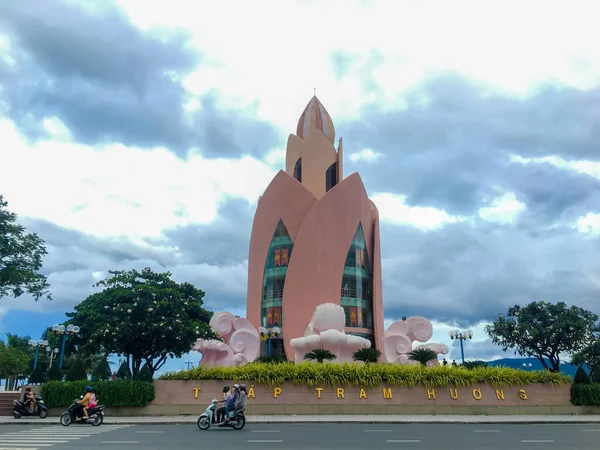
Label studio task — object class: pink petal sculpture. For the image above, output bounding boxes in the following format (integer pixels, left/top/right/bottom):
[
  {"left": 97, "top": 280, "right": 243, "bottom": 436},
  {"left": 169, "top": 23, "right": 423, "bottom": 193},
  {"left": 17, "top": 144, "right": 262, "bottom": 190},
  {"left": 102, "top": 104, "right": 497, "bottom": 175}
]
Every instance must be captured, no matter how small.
[
  {"left": 192, "top": 312, "right": 261, "bottom": 367},
  {"left": 289, "top": 303, "right": 371, "bottom": 363},
  {"left": 383, "top": 316, "right": 449, "bottom": 366}
]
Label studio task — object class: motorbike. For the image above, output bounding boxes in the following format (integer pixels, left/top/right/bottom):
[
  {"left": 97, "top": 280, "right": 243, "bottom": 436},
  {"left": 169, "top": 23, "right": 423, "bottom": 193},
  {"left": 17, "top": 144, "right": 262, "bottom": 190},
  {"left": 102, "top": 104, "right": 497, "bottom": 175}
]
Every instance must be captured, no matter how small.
[
  {"left": 12, "top": 395, "right": 48, "bottom": 419},
  {"left": 60, "top": 397, "right": 104, "bottom": 427},
  {"left": 197, "top": 399, "right": 245, "bottom": 431}
]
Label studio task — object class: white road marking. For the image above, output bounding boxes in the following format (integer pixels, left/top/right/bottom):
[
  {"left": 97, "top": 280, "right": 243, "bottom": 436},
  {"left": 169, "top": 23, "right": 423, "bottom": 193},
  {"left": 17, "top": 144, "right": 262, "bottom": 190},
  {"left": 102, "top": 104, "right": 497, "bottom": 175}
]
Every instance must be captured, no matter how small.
[
  {"left": 521, "top": 440, "right": 554, "bottom": 443},
  {"left": 250, "top": 430, "right": 280, "bottom": 433},
  {"left": 364, "top": 429, "right": 392, "bottom": 432},
  {"left": 101, "top": 442, "right": 139, "bottom": 444},
  {"left": 247, "top": 440, "right": 284, "bottom": 443},
  {"left": 581, "top": 429, "right": 600, "bottom": 432},
  {"left": 474, "top": 429, "right": 501, "bottom": 433},
  {"left": 134, "top": 431, "right": 164, "bottom": 433},
  {"left": 387, "top": 439, "right": 422, "bottom": 443}
]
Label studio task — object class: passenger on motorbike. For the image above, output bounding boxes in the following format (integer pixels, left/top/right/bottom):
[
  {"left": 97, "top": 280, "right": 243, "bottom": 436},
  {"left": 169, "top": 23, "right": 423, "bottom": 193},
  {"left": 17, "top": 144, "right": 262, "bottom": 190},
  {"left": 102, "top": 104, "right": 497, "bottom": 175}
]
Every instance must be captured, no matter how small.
[
  {"left": 83, "top": 389, "right": 98, "bottom": 418},
  {"left": 220, "top": 384, "right": 239, "bottom": 425},
  {"left": 225, "top": 384, "right": 246, "bottom": 423},
  {"left": 77, "top": 386, "right": 93, "bottom": 419},
  {"left": 215, "top": 385, "right": 231, "bottom": 423}
]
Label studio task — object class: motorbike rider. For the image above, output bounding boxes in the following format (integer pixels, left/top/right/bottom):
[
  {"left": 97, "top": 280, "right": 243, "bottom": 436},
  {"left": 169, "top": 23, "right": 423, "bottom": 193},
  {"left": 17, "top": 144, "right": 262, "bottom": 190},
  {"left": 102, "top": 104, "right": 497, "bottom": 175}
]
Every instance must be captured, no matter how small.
[
  {"left": 220, "top": 384, "right": 239, "bottom": 426},
  {"left": 225, "top": 384, "right": 247, "bottom": 423},
  {"left": 77, "top": 386, "right": 93, "bottom": 419},
  {"left": 215, "top": 385, "right": 231, "bottom": 423},
  {"left": 23, "top": 385, "right": 36, "bottom": 413}
]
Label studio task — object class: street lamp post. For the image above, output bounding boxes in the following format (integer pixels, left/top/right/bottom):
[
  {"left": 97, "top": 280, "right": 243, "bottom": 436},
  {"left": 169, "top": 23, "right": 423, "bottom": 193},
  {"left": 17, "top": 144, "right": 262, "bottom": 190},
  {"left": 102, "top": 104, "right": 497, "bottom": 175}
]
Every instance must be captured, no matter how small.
[
  {"left": 185, "top": 360, "right": 194, "bottom": 370},
  {"left": 448, "top": 329, "right": 473, "bottom": 364},
  {"left": 523, "top": 362, "right": 532, "bottom": 370},
  {"left": 51, "top": 324, "right": 80, "bottom": 369},
  {"left": 258, "top": 326, "right": 281, "bottom": 357},
  {"left": 46, "top": 347, "right": 60, "bottom": 368},
  {"left": 28, "top": 340, "right": 49, "bottom": 369}
]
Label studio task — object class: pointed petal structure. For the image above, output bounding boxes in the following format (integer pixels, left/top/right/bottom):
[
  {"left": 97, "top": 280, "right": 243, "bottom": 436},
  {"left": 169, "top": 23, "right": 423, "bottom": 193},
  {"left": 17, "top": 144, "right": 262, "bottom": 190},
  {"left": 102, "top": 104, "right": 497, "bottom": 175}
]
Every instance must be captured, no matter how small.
[{"left": 296, "top": 95, "right": 335, "bottom": 144}]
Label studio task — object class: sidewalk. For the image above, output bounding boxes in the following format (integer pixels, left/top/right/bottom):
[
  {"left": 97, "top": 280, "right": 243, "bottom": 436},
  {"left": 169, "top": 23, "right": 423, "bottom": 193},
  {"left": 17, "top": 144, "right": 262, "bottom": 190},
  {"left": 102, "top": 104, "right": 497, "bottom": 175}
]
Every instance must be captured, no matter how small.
[{"left": 1, "top": 415, "right": 600, "bottom": 425}]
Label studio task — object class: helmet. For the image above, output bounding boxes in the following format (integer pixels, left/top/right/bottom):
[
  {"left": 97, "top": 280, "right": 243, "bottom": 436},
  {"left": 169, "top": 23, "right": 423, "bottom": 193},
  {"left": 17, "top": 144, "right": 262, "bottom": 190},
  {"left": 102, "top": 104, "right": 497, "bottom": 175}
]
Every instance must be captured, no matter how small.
[
  {"left": 25, "top": 385, "right": 31, "bottom": 391},
  {"left": 85, "top": 386, "right": 92, "bottom": 392},
  {"left": 222, "top": 385, "right": 230, "bottom": 393},
  {"left": 233, "top": 384, "right": 240, "bottom": 390},
  {"left": 239, "top": 384, "right": 246, "bottom": 389}
]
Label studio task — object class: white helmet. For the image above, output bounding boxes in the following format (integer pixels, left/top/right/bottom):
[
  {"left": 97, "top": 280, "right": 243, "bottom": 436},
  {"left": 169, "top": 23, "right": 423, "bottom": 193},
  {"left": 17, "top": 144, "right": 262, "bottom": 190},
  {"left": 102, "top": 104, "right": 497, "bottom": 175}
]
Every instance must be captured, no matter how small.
[{"left": 233, "top": 384, "right": 240, "bottom": 389}]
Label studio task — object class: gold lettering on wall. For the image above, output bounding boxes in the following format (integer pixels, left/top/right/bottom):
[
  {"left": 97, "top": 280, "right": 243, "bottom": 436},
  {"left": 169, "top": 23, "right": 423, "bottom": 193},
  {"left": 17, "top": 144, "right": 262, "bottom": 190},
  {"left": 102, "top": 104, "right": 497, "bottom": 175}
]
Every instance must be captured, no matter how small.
[
  {"left": 273, "top": 387, "right": 282, "bottom": 398},
  {"left": 472, "top": 388, "right": 482, "bottom": 400},
  {"left": 192, "top": 388, "right": 201, "bottom": 399},
  {"left": 427, "top": 388, "right": 436, "bottom": 400},
  {"left": 359, "top": 388, "right": 367, "bottom": 399},
  {"left": 495, "top": 389, "right": 505, "bottom": 400},
  {"left": 519, "top": 389, "right": 527, "bottom": 400},
  {"left": 315, "top": 388, "right": 323, "bottom": 399},
  {"left": 336, "top": 388, "right": 345, "bottom": 399},
  {"left": 449, "top": 388, "right": 458, "bottom": 400},
  {"left": 248, "top": 386, "right": 255, "bottom": 398},
  {"left": 383, "top": 388, "right": 393, "bottom": 399}
]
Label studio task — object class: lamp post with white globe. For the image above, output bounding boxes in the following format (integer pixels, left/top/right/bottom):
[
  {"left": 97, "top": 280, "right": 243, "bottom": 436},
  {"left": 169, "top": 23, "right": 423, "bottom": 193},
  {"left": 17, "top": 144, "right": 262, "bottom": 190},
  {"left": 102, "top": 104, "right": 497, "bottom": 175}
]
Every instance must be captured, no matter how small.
[
  {"left": 258, "top": 326, "right": 281, "bottom": 357},
  {"left": 28, "top": 339, "right": 49, "bottom": 370},
  {"left": 51, "top": 324, "right": 80, "bottom": 369},
  {"left": 46, "top": 346, "right": 60, "bottom": 368},
  {"left": 448, "top": 329, "right": 473, "bottom": 364}
]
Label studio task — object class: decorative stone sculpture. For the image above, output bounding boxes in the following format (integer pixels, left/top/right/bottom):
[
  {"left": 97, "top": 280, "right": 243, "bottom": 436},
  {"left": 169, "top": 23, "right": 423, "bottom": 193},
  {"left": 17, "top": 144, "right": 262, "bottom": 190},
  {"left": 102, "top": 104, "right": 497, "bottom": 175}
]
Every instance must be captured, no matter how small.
[
  {"left": 192, "top": 312, "right": 261, "bottom": 367},
  {"left": 289, "top": 303, "right": 371, "bottom": 363},
  {"left": 382, "top": 316, "right": 449, "bottom": 366}
]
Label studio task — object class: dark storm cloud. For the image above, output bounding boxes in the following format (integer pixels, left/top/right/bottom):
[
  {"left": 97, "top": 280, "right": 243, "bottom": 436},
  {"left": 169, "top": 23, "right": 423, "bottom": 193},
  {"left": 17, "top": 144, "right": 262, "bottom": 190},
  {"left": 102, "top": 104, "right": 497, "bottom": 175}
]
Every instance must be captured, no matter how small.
[
  {"left": 0, "top": 0, "right": 280, "bottom": 157},
  {"left": 334, "top": 69, "right": 600, "bottom": 219}
]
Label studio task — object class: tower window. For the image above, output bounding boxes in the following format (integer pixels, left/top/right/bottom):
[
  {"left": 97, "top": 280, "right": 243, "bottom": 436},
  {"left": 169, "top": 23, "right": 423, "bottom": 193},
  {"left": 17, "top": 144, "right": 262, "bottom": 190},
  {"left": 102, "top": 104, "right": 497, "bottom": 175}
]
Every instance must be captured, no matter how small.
[
  {"left": 293, "top": 158, "right": 302, "bottom": 182},
  {"left": 326, "top": 162, "right": 338, "bottom": 192}
]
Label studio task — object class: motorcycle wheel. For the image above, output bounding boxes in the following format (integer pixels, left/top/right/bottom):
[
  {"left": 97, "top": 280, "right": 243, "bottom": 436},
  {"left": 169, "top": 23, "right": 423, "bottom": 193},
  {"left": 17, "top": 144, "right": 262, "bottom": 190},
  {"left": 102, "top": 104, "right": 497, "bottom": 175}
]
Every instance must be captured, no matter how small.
[
  {"left": 60, "top": 413, "right": 72, "bottom": 426},
  {"left": 39, "top": 409, "right": 49, "bottom": 419},
  {"left": 91, "top": 415, "right": 102, "bottom": 427},
  {"left": 232, "top": 414, "right": 245, "bottom": 430},
  {"left": 197, "top": 416, "right": 210, "bottom": 430},
  {"left": 96, "top": 413, "right": 104, "bottom": 425},
  {"left": 12, "top": 411, "right": 21, "bottom": 419}
]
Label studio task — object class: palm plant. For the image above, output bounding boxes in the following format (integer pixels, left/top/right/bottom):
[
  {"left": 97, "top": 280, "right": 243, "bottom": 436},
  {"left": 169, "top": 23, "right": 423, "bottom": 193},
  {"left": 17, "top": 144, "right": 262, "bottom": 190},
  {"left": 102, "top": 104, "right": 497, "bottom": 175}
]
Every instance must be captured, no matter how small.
[
  {"left": 304, "top": 348, "right": 336, "bottom": 363},
  {"left": 463, "top": 360, "right": 488, "bottom": 370},
  {"left": 352, "top": 348, "right": 381, "bottom": 363},
  {"left": 408, "top": 348, "right": 437, "bottom": 366}
]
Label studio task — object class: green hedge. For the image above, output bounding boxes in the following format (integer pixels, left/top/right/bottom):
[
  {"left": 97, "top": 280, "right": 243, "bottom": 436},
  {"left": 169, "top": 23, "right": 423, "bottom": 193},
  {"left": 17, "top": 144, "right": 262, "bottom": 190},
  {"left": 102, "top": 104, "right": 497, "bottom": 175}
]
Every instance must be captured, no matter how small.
[
  {"left": 159, "top": 362, "right": 572, "bottom": 388},
  {"left": 41, "top": 380, "right": 155, "bottom": 408},
  {"left": 571, "top": 383, "right": 600, "bottom": 406}
]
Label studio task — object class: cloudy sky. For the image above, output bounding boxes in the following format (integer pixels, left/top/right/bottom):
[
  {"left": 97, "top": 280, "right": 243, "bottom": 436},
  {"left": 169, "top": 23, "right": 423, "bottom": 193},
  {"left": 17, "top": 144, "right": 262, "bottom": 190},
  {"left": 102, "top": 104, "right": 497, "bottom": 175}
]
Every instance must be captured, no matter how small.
[{"left": 1, "top": 0, "right": 600, "bottom": 372}]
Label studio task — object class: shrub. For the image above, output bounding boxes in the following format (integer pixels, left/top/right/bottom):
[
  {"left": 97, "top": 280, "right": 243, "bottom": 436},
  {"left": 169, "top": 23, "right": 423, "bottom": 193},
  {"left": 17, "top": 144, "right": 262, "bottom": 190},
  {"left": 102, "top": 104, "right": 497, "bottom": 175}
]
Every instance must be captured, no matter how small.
[
  {"left": 65, "top": 358, "right": 87, "bottom": 382},
  {"left": 591, "top": 367, "right": 600, "bottom": 384},
  {"left": 571, "top": 383, "right": 600, "bottom": 405},
  {"left": 574, "top": 365, "right": 591, "bottom": 384},
  {"left": 463, "top": 361, "right": 488, "bottom": 370},
  {"left": 46, "top": 363, "right": 63, "bottom": 381},
  {"left": 91, "top": 357, "right": 112, "bottom": 381},
  {"left": 136, "top": 364, "right": 153, "bottom": 382},
  {"left": 408, "top": 349, "right": 437, "bottom": 366},
  {"left": 353, "top": 348, "right": 381, "bottom": 364},
  {"left": 255, "top": 355, "right": 287, "bottom": 364},
  {"left": 28, "top": 366, "right": 45, "bottom": 384},
  {"left": 159, "top": 362, "right": 572, "bottom": 388},
  {"left": 41, "top": 380, "right": 155, "bottom": 408},
  {"left": 116, "top": 361, "right": 132, "bottom": 380},
  {"left": 304, "top": 349, "right": 336, "bottom": 363}
]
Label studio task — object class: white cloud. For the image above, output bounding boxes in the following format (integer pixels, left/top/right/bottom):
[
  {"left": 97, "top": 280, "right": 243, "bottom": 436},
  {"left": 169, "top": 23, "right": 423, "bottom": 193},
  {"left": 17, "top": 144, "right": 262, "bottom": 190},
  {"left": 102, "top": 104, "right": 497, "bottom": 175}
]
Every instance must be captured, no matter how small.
[
  {"left": 478, "top": 192, "right": 525, "bottom": 224},
  {"left": 0, "top": 118, "right": 277, "bottom": 239},
  {"left": 349, "top": 148, "right": 382, "bottom": 163},
  {"left": 372, "top": 192, "right": 466, "bottom": 229},
  {"left": 573, "top": 213, "right": 600, "bottom": 236},
  {"left": 511, "top": 154, "right": 600, "bottom": 180}
]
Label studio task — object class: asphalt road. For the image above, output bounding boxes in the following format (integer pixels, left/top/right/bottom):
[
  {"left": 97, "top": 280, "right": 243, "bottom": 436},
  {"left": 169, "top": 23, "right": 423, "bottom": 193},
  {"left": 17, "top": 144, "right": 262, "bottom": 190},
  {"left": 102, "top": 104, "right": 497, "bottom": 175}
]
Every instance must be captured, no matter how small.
[{"left": 1, "top": 423, "right": 600, "bottom": 449}]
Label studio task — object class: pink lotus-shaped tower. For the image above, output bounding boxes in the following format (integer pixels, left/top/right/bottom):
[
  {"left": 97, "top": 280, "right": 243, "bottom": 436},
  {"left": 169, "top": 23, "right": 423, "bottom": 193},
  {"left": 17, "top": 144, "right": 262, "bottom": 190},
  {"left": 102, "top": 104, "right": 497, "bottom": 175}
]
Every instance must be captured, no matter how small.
[{"left": 246, "top": 96, "right": 385, "bottom": 361}]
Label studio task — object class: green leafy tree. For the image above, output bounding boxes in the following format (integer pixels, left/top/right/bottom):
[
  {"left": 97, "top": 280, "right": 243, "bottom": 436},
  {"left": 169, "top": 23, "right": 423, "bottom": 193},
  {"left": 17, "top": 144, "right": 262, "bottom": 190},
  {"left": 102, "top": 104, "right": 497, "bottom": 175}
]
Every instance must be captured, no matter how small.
[
  {"left": 408, "top": 348, "right": 437, "bottom": 366},
  {"left": 591, "top": 367, "right": 600, "bottom": 384},
  {"left": 485, "top": 301, "right": 599, "bottom": 372},
  {"left": 46, "top": 363, "right": 63, "bottom": 381},
  {"left": 67, "top": 268, "right": 214, "bottom": 378},
  {"left": 136, "top": 364, "right": 153, "bottom": 382},
  {"left": 352, "top": 348, "right": 381, "bottom": 363},
  {"left": 116, "top": 360, "right": 132, "bottom": 380},
  {"left": 0, "top": 195, "right": 51, "bottom": 300},
  {"left": 571, "top": 339, "right": 600, "bottom": 375},
  {"left": 304, "top": 348, "right": 336, "bottom": 363},
  {"left": 0, "top": 344, "right": 30, "bottom": 388},
  {"left": 91, "top": 357, "right": 112, "bottom": 381},
  {"left": 65, "top": 358, "right": 87, "bottom": 381},
  {"left": 574, "top": 365, "right": 591, "bottom": 384},
  {"left": 28, "top": 365, "right": 45, "bottom": 384}
]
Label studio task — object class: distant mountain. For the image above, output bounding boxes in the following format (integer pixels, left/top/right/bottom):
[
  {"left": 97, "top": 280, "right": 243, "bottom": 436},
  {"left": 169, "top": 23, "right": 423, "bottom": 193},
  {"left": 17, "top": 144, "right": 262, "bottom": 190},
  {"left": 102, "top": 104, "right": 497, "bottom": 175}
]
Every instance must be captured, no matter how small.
[{"left": 485, "top": 357, "right": 587, "bottom": 378}]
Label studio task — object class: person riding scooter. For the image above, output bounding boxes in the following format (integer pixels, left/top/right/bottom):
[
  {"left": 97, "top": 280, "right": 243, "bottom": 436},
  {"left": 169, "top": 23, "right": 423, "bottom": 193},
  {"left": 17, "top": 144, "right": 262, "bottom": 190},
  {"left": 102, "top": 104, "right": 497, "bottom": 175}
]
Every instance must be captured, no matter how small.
[
  {"left": 220, "top": 384, "right": 239, "bottom": 426},
  {"left": 76, "top": 386, "right": 93, "bottom": 419},
  {"left": 225, "top": 384, "right": 247, "bottom": 423},
  {"left": 23, "top": 386, "right": 36, "bottom": 413},
  {"left": 215, "top": 385, "right": 231, "bottom": 423}
]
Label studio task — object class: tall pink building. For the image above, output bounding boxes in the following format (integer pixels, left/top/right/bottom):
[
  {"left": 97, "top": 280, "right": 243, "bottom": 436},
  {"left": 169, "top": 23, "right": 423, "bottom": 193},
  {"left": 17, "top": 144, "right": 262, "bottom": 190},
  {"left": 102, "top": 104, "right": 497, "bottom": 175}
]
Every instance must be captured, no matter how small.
[{"left": 246, "top": 96, "right": 385, "bottom": 361}]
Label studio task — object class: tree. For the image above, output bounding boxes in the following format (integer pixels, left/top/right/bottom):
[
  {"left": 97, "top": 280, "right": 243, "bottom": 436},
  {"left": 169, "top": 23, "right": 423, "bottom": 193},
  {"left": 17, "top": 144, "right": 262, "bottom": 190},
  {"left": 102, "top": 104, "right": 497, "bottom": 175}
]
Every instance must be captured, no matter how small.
[
  {"left": 0, "top": 195, "right": 51, "bottom": 300},
  {"left": 67, "top": 268, "right": 214, "bottom": 378},
  {"left": 91, "top": 356, "right": 112, "bottom": 381},
  {"left": 571, "top": 339, "right": 600, "bottom": 375},
  {"left": 574, "top": 365, "right": 591, "bottom": 384},
  {"left": 352, "top": 348, "right": 381, "bottom": 363},
  {"left": 46, "top": 363, "right": 63, "bottom": 381},
  {"left": 304, "top": 348, "right": 336, "bottom": 363},
  {"left": 0, "top": 345, "right": 30, "bottom": 388},
  {"left": 592, "top": 367, "right": 600, "bottom": 384},
  {"left": 116, "top": 360, "right": 132, "bottom": 380},
  {"left": 28, "top": 365, "right": 45, "bottom": 384},
  {"left": 485, "top": 301, "right": 599, "bottom": 372},
  {"left": 408, "top": 348, "right": 437, "bottom": 366},
  {"left": 136, "top": 364, "right": 153, "bottom": 382},
  {"left": 2, "top": 333, "right": 33, "bottom": 389},
  {"left": 65, "top": 358, "right": 87, "bottom": 381}
]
